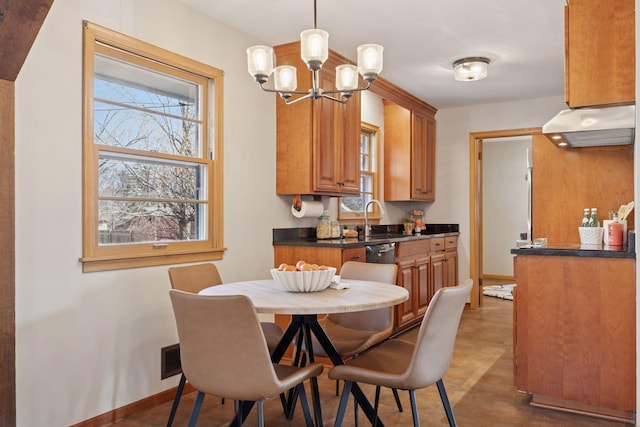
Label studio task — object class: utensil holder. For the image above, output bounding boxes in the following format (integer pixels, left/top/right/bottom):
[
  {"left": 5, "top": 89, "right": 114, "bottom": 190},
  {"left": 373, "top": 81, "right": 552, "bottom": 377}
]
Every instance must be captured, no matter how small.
[{"left": 579, "top": 227, "right": 603, "bottom": 245}]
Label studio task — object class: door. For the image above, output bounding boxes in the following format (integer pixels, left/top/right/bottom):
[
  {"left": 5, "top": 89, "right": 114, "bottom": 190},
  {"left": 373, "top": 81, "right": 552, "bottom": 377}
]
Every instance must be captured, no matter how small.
[{"left": 469, "top": 128, "right": 539, "bottom": 307}]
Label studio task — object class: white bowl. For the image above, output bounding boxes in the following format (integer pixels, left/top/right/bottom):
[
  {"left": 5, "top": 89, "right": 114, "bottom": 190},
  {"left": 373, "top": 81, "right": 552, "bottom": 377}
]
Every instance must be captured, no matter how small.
[{"left": 270, "top": 267, "right": 337, "bottom": 292}]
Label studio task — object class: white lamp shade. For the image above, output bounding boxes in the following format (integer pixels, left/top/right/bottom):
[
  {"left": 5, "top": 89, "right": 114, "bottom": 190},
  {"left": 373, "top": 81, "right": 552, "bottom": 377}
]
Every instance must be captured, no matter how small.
[
  {"left": 453, "top": 57, "right": 489, "bottom": 81},
  {"left": 273, "top": 65, "right": 298, "bottom": 92},
  {"left": 300, "top": 29, "right": 329, "bottom": 69},
  {"left": 357, "top": 44, "right": 383, "bottom": 80},
  {"left": 247, "top": 45, "right": 274, "bottom": 78},
  {"left": 336, "top": 64, "right": 358, "bottom": 91}
]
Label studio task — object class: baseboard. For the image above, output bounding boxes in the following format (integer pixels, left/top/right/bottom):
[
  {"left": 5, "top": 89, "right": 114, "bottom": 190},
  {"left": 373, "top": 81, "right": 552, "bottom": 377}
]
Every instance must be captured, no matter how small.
[
  {"left": 69, "top": 382, "right": 195, "bottom": 427},
  {"left": 531, "top": 394, "right": 635, "bottom": 425}
]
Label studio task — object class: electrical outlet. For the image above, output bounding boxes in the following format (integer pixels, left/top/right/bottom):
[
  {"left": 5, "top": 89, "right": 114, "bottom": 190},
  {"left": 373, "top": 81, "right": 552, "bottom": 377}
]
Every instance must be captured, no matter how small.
[{"left": 161, "top": 343, "right": 182, "bottom": 379}]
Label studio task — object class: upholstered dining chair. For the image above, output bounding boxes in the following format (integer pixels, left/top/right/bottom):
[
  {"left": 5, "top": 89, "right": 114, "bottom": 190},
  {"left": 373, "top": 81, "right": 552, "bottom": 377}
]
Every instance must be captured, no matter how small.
[
  {"left": 166, "top": 263, "right": 283, "bottom": 427},
  {"left": 329, "top": 279, "right": 473, "bottom": 427},
  {"left": 304, "top": 261, "right": 403, "bottom": 419},
  {"left": 169, "top": 290, "right": 324, "bottom": 427}
]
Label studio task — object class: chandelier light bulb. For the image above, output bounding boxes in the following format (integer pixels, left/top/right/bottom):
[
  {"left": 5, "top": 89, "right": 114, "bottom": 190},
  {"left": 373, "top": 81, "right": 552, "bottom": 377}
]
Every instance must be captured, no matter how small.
[
  {"left": 247, "top": 46, "right": 274, "bottom": 82},
  {"left": 336, "top": 64, "right": 358, "bottom": 91},
  {"left": 357, "top": 44, "right": 383, "bottom": 82},
  {"left": 274, "top": 65, "right": 298, "bottom": 92},
  {"left": 300, "top": 29, "right": 329, "bottom": 71}
]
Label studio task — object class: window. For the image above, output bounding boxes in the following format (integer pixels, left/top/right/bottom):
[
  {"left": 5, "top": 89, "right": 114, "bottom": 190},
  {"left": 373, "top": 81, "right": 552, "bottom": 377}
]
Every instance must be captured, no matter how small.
[
  {"left": 339, "top": 122, "right": 381, "bottom": 221},
  {"left": 81, "top": 21, "right": 224, "bottom": 272}
]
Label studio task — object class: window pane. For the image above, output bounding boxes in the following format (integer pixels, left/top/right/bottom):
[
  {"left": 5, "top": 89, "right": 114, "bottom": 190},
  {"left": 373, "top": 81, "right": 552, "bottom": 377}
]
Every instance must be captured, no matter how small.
[
  {"left": 361, "top": 174, "right": 373, "bottom": 193},
  {"left": 341, "top": 195, "right": 364, "bottom": 213},
  {"left": 94, "top": 54, "right": 201, "bottom": 157},
  {"left": 98, "top": 153, "right": 205, "bottom": 200},
  {"left": 98, "top": 200, "right": 205, "bottom": 244}
]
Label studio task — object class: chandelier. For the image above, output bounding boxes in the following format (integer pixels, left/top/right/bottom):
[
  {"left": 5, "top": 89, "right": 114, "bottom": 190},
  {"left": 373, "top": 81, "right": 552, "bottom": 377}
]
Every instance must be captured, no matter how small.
[{"left": 246, "top": 0, "right": 383, "bottom": 105}]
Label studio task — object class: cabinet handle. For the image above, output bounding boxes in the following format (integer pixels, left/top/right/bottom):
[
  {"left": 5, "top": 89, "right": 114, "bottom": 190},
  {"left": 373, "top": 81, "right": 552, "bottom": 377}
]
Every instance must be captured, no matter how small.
[
  {"left": 337, "top": 181, "right": 345, "bottom": 186},
  {"left": 350, "top": 255, "right": 361, "bottom": 260}
]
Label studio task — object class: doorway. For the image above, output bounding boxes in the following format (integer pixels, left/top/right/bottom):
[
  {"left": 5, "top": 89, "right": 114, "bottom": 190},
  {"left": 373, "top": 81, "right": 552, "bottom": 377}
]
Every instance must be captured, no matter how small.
[{"left": 468, "top": 128, "right": 541, "bottom": 307}]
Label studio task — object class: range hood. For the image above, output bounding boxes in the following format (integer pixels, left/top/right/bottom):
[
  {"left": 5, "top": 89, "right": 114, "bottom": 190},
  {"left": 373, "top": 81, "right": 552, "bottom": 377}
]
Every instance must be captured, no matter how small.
[{"left": 542, "top": 105, "right": 635, "bottom": 147}]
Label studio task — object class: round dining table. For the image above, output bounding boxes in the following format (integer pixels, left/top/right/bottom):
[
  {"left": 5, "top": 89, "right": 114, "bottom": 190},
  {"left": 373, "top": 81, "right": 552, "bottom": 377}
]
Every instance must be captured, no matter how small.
[{"left": 199, "top": 278, "right": 409, "bottom": 427}]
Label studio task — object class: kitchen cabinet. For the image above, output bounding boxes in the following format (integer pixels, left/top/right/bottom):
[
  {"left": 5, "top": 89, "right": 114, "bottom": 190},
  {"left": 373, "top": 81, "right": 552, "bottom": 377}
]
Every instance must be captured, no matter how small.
[
  {"left": 383, "top": 101, "right": 435, "bottom": 202},
  {"left": 565, "top": 0, "right": 635, "bottom": 107},
  {"left": 394, "top": 235, "right": 459, "bottom": 333},
  {"left": 430, "top": 235, "right": 459, "bottom": 292},
  {"left": 394, "top": 239, "right": 432, "bottom": 332},
  {"left": 274, "top": 42, "right": 361, "bottom": 196},
  {"left": 513, "top": 254, "right": 635, "bottom": 422}
]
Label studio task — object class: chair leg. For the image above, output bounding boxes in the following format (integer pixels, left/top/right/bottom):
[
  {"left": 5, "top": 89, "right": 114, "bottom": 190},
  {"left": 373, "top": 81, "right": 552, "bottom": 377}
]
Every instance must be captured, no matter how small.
[
  {"left": 333, "top": 380, "right": 352, "bottom": 427},
  {"left": 166, "top": 373, "right": 186, "bottom": 427},
  {"left": 257, "top": 400, "right": 264, "bottom": 427},
  {"left": 408, "top": 389, "right": 420, "bottom": 427},
  {"left": 436, "top": 379, "right": 457, "bottom": 427},
  {"left": 187, "top": 391, "right": 205, "bottom": 427},
  {"left": 372, "top": 386, "right": 381, "bottom": 427},
  {"left": 392, "top": 388, "right": 403, "bottom": 412},
  {"left": 297, "top": 383, "right": 315, "bottom": 427}
]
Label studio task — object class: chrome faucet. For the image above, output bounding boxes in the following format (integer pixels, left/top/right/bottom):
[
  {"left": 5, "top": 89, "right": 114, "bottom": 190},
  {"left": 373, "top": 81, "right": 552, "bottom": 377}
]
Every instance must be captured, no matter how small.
[{"left": 364, "top": 199, "right": 383, "bottom": 238}]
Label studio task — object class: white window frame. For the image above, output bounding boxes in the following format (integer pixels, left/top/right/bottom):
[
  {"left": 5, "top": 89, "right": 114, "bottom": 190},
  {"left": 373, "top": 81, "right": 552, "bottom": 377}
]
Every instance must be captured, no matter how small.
[{"left": 80, "top": 21, "right": 224, "bottom": 272}]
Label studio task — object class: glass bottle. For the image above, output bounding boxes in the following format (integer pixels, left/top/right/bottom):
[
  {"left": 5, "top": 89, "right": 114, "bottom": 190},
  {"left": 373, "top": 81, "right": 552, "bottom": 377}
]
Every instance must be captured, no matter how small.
[
  {"left": 608, "top": 212, "right": 624, "bottom": 246},
  {"left": 316, "top": 212, "right": 331, "bottom": 239},
  {"left": 581, "top": 208, "right": 590, "bottom": 227},
  {"left": 588, "top": 208, "right": 600, "bottom": 228},
  {"left": 330, "top": 220, "right": 340, "bottom": 239}
]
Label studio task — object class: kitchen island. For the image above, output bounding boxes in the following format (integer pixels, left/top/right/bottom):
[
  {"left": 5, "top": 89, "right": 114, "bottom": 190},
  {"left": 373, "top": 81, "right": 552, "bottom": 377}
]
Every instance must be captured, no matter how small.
[{"left": 510, "top": 245, "right": 635, "bottom": 423}]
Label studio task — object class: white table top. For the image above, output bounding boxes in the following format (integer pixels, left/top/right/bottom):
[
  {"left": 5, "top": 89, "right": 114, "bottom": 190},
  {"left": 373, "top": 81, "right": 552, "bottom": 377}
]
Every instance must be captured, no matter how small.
[{"left": 198, "top": 279, "right": 409, "bottom": 315}]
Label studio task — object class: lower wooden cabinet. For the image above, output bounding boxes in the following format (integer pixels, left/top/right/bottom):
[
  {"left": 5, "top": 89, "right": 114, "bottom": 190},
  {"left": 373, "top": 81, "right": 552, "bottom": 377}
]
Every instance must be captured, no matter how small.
[
  {"left": 394, "top": 235, "right": 459, "bottom": 333},
  {"left": 273, "top": 236, "right": 459, "bottom": 336},
  {"left": 273, "top": 245, "right": 365, "bottom": 270},
  {"left": 513, "top": 255, "right": 635, "bottom": 422}
]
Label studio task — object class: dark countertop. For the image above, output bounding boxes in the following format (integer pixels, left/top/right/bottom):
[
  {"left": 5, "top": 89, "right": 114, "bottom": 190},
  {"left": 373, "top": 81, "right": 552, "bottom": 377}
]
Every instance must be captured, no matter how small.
[
  {"left": 273, "top": 224, "right": 459, "bottom": 248},
  {"left": 510, "top": 243, "right": 635, "bottom": 259}
]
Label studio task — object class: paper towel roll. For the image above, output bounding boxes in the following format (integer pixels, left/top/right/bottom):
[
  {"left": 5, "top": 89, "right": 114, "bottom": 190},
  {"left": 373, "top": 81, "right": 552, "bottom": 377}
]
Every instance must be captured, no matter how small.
[{"left": 291, "top": 201, "right": 324, "bottom": 218}]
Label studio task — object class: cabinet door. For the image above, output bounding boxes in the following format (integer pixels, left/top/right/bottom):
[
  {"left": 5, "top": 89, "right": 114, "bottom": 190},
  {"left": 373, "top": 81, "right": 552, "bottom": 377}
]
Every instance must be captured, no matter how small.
[
  {"left": 314, "top": 62, "right": 340, "bottom": 193},
  {"left": 444, "top": 250, "right": 458, "bottom": 287},
  {"left": 339, "top": 91, "right": 361, "bottom": 194},
  {"left": 411, "top": 110, "right": 435, "bottom": 201},
  {"left": 396, "top": 257, "right": 416, "bottom": 328},
  {"left": 415, "top": 254, "right": 431, "bottom": 317},
  {"left": 566, "top": 0, "right": 635, "bottom": 107},
  {"left": 430, "top": 252, "right": 444, "bottom": 301}
]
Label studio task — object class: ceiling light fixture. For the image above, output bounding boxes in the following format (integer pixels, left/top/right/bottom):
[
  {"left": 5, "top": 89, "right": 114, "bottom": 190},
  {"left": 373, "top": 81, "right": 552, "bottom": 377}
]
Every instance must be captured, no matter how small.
[
  {"left": 246, "top": 0, "right": 383, "bottom": 105},
  {"left": 452, "top": 57, "right": 490, "bottom": 82}
]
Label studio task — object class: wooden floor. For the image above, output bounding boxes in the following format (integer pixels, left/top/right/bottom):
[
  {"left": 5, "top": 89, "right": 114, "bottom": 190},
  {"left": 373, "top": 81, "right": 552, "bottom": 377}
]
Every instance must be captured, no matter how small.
[{"left": 111, "top": 295, "right": 631, "bottom": 427}]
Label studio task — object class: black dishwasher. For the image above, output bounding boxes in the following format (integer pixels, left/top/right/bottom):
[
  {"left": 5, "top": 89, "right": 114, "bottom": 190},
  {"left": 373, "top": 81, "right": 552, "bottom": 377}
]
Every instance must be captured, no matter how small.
[{"left": 365, "top": 242, "right": 396, "bottom": 264}]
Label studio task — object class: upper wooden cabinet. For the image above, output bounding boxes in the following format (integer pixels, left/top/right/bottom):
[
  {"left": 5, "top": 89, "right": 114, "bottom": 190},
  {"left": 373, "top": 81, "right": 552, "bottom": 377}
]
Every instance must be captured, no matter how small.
[
  {"left": 565, "top": 0, "right": 635, "bottom": 107},
  {"left": 383, "top": 101, "right": 436, "bottom": 202},
  {"left": 274, "top": 42, "right": 361, "bottom": 196}
]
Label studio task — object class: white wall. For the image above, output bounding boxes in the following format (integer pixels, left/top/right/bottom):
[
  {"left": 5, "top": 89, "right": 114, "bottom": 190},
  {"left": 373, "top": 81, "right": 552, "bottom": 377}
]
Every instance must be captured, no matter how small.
[
  {"left": 12, "top": 1, "right": 578, "bottom": 426},
  {"left": 432, "top": 96, "right": 567, "bottom": 283},
  {"left": 483, "top": 137, "right": 532, "bottom": 277},
  {"left": 14, "top": 1, "right": 287, "bottom": 425}
]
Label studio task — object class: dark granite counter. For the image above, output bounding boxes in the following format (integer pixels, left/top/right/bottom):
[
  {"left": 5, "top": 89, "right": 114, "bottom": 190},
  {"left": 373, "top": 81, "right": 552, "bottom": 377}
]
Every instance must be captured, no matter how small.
[
  {"left": 273, "top": 224, "right": 459, "bottom": 248},
  {"left": 510, "top": 243, "right": 635, "bottom": 259}
]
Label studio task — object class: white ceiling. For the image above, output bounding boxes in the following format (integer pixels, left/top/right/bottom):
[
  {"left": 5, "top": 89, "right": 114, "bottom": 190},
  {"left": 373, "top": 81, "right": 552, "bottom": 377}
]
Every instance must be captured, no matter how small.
[{"left": 179, "top": 0, "right": 567, "bottom": 110}]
